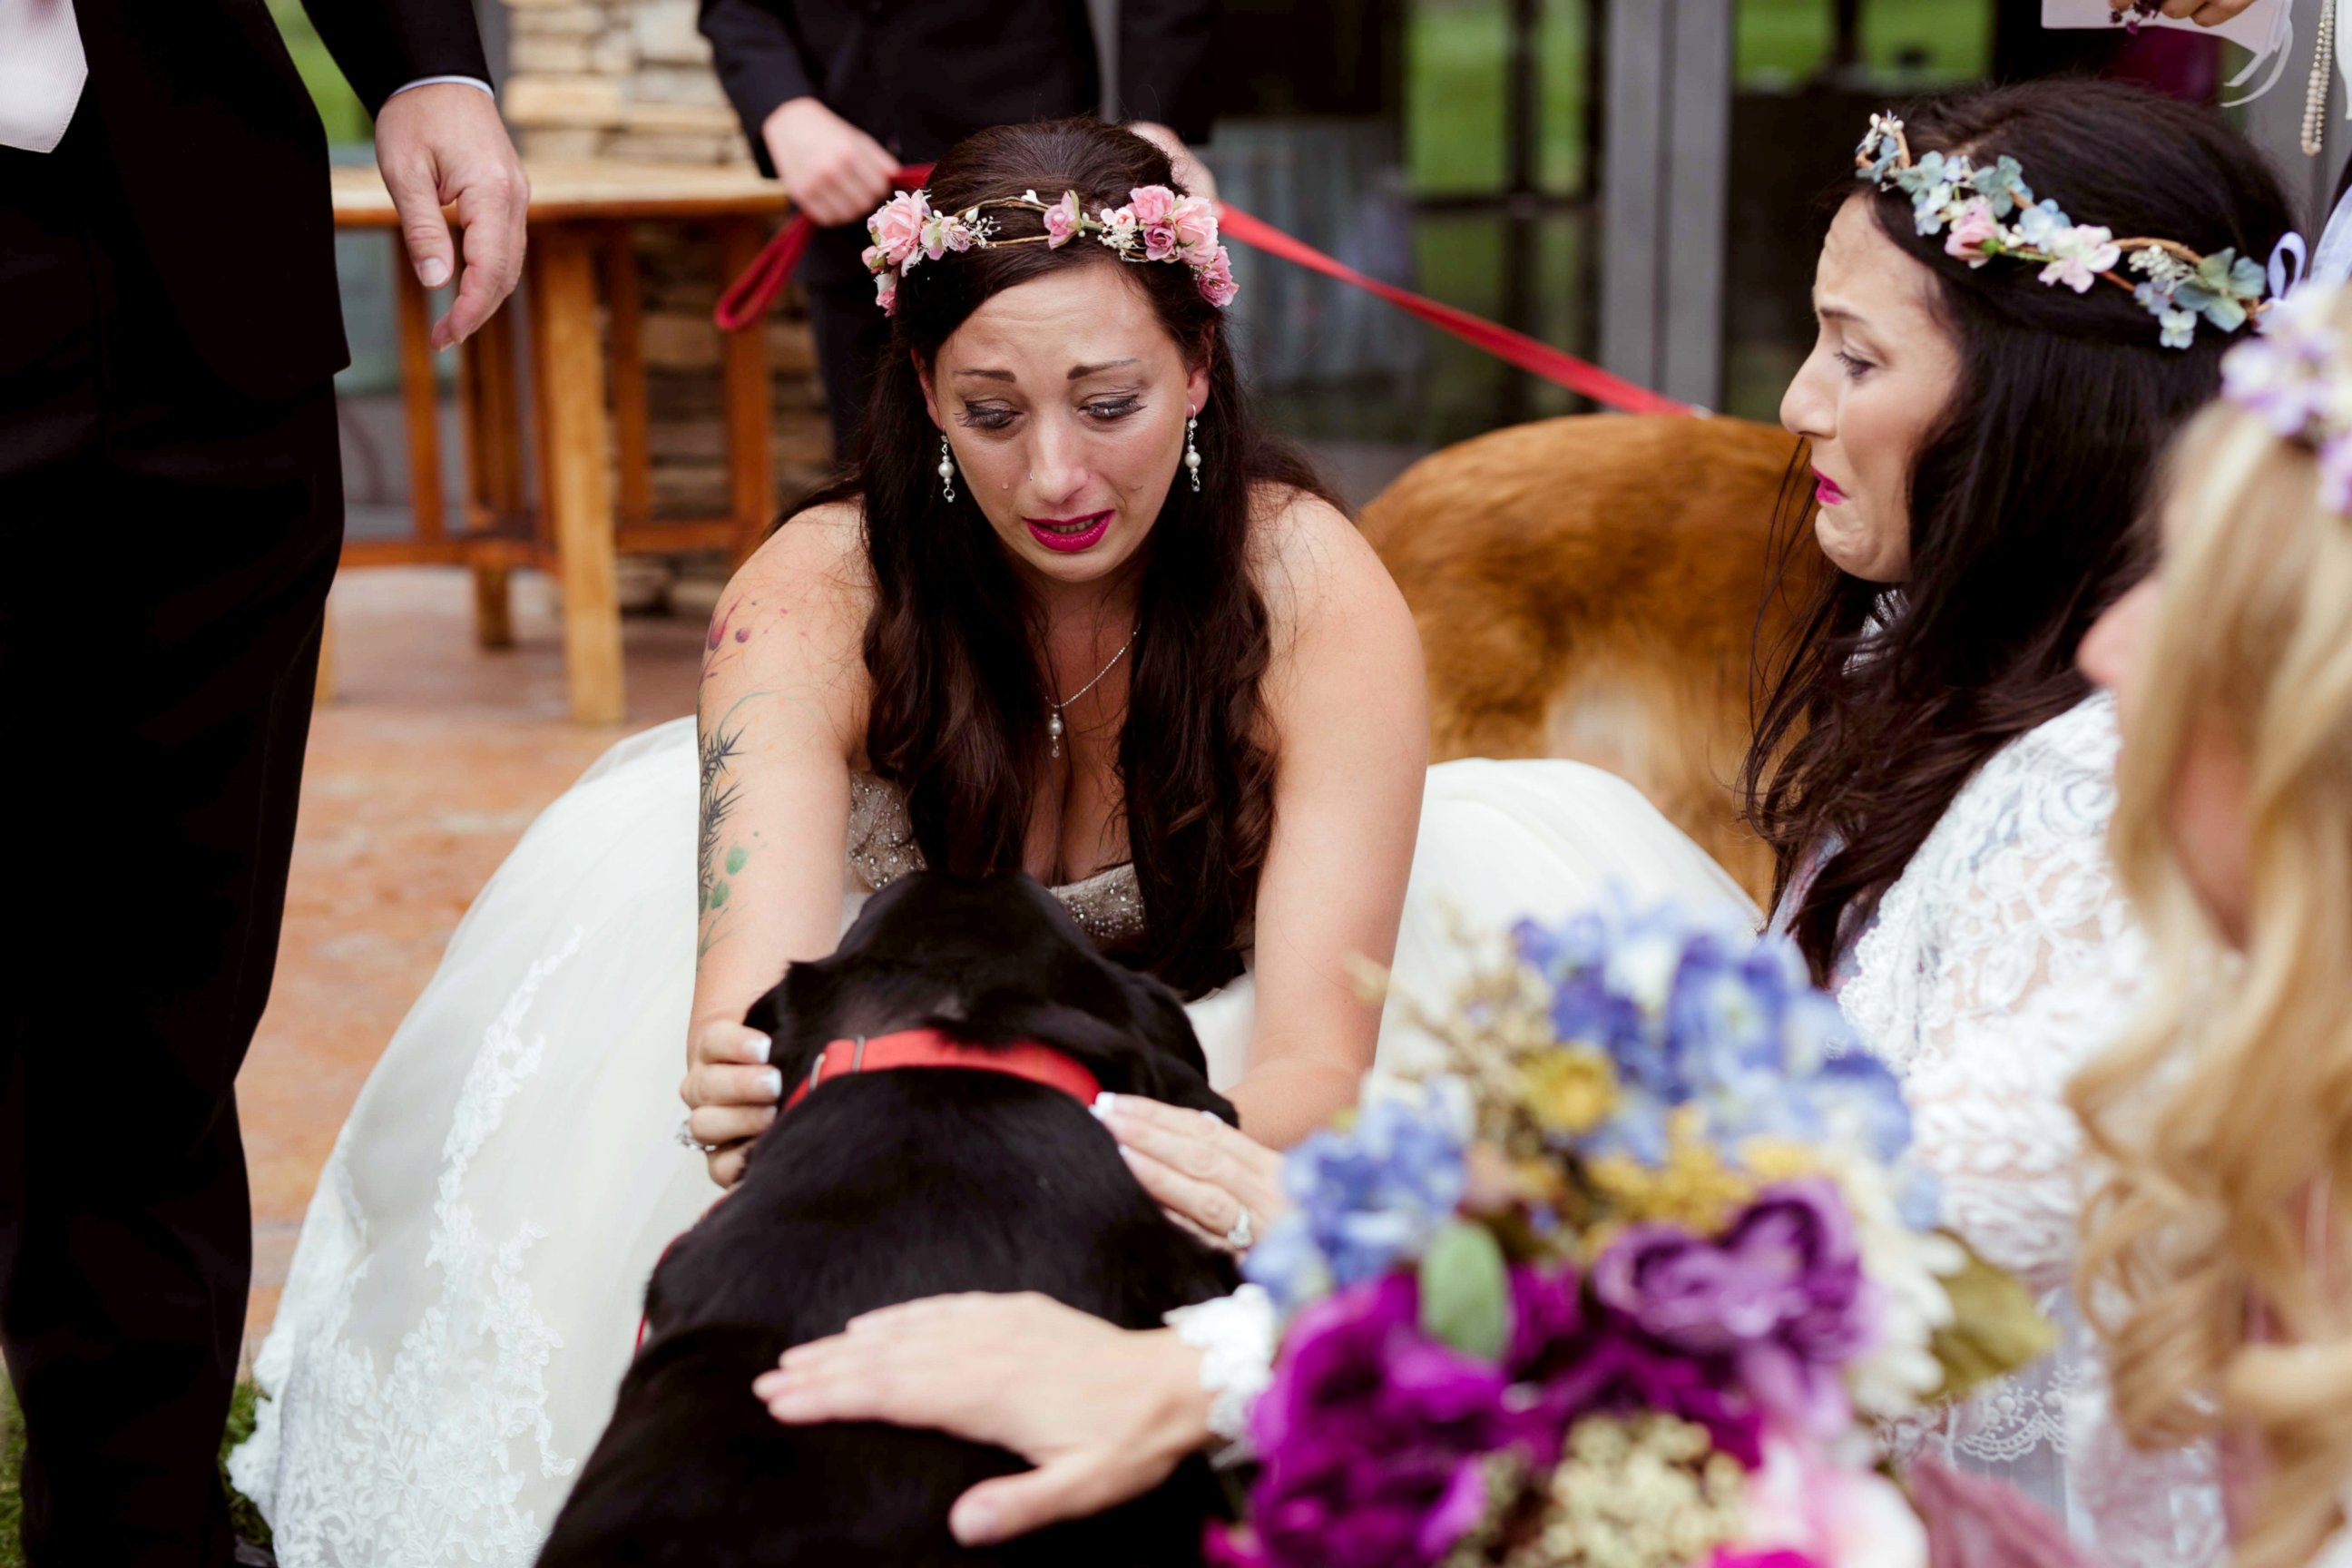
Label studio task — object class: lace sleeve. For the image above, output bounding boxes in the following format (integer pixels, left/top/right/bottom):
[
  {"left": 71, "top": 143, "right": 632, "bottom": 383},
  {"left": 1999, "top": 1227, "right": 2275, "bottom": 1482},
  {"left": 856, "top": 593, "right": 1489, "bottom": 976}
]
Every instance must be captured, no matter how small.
[{"left": 1841, "top": 697, "right": 2225, "bottom": 1567}]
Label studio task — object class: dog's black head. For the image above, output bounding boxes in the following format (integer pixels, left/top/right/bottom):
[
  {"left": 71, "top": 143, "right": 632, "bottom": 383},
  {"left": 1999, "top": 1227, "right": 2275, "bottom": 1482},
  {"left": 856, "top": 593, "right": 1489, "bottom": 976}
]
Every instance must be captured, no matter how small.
[{"left": 743, "top": 870, "right": 1234, "bottom": 1124}]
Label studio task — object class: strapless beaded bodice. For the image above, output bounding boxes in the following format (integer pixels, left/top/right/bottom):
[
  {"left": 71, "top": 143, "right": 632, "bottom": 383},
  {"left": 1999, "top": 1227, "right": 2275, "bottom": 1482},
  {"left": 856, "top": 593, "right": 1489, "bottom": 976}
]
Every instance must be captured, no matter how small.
[{"left": 844, "top": 771, "right": 1147, "bottom": 946}]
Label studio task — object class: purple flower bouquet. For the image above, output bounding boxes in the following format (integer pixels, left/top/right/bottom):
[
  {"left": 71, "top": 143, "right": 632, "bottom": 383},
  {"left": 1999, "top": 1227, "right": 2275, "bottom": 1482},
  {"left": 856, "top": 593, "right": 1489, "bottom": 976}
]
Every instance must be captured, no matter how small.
[{"left": 1216, "top": 897, "right": 2053, "bottom": 1568}]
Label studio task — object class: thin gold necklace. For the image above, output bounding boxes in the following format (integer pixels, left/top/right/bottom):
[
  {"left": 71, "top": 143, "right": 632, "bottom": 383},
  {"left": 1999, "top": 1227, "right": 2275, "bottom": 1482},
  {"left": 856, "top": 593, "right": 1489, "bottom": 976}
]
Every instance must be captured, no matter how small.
[{"left": 1048, "top": 627, "right": 1138, "bottom": 760}]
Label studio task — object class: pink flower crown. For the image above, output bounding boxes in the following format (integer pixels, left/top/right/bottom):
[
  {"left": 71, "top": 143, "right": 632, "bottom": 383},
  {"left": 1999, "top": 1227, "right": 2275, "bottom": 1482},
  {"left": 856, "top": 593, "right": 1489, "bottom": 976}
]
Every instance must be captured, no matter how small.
[{"left": 861, "top": 183, "right": 1238, "bottom": 316}]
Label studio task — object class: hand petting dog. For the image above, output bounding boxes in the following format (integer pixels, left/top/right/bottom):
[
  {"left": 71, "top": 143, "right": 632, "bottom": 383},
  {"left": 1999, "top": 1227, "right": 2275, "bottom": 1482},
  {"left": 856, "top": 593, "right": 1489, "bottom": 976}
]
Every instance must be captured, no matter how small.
[
  {"left": 757, "top": 1293, "right": 1214, "bottom": 1547},
  {"left": 1092, "top": 1093, "right": 1291, "bottom": 1250},
  {"left": 681, "top": 1015, "right": 779, "bottom": 1188}
]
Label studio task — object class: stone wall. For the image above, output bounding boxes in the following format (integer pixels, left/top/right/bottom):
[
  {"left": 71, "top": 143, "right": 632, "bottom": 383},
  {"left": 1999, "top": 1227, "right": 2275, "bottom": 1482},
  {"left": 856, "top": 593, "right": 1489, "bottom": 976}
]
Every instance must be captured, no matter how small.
[{"left": 500, "top": 0, "right": 834, "bottom": 522}]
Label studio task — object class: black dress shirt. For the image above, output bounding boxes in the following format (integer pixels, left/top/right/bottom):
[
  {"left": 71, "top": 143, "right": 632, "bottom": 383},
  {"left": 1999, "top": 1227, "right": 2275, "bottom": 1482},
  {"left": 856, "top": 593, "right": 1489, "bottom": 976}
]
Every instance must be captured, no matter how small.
[{"left": 697, "top": 0, "right": 1215, "bottom": 281}]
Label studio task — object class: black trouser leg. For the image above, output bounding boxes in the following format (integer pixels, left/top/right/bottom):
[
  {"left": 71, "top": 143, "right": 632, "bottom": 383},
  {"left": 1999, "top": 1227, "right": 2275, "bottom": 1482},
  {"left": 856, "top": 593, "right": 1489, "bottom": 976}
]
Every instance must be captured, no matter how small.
[
  {"left": 803, "top": 270, "right": 894, "bottom": 465},
  {"left": 0, "top": 114, "right": 343, "bottom": 1568}
]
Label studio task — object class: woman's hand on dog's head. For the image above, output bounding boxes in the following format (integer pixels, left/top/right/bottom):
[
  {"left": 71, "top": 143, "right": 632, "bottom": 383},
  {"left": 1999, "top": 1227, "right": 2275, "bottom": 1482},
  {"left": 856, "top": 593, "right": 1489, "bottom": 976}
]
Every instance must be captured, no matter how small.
[
  {"left": 682, "top": 1016, "right": 783, "bottom": 1188},
  {"left": 1092, "top": 1093, "right": 1291, "bottom": 1251},
  {"left": 755, "top": 1292, "right": 1212, "bottom": 1547}
]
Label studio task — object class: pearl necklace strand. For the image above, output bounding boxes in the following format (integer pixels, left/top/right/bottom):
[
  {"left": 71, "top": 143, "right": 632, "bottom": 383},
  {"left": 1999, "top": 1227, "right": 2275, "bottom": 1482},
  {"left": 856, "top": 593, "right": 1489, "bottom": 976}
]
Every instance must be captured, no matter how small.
[
  {"left": 2309, "top": 0, "right": 2339, "bottom": 160},
  {"left": 1047, "top": 627, "right": 1139, "bottom": 760}
]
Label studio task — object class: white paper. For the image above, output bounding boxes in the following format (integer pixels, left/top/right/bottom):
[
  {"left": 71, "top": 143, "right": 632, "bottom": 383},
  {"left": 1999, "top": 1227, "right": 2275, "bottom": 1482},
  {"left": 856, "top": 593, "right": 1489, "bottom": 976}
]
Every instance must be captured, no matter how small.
[{"left": 2040, "top": 0, "right": 2287, "bottom": 50}]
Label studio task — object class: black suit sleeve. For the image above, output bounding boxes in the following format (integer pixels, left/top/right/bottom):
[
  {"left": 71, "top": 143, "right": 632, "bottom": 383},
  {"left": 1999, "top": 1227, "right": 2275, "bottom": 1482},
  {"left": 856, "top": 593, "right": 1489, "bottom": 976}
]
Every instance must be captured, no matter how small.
[
  {"left": 699, "top": 0, "right": 822, "bottom": 179},
  {"left": 299, "top": 0, "right": 493, "bottom": 115},
  {"left": 1120, "top": 0, "right": 1216, "bottom": 143}
]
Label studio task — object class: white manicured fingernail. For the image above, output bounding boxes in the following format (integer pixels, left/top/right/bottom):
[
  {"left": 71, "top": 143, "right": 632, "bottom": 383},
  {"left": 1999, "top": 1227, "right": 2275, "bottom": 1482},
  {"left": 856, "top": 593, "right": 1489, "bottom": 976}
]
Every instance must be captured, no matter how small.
[
  {"left": 750, "top": 1033, "right": 772, "bottom": 1063},
  {"left": 761, "top": 1068, "right": 784, "bottom": 1101},
  {"left": 418, "top": 257, "right": 451, "bottom": 289},
  {"left": 1091, "top": 1091, "right": 1118, "bottom": 1120},
  {"left": 952, "top": 1503, "right": 999, "bottom": 1544}
]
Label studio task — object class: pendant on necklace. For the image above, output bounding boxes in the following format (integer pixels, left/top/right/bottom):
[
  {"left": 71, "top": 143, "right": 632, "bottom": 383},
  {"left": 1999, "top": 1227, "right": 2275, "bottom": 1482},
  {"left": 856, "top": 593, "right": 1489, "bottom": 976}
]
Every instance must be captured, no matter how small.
[{"left": 1048, "top": 707, "right": 1065, "bottom": 760}]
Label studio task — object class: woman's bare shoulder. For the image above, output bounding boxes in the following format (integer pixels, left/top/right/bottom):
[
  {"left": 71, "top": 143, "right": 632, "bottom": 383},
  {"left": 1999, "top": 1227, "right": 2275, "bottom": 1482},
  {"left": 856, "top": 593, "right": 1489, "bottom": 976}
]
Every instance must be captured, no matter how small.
[
  {"left": 705, "top": 501, "right": 874, "bottom": 734},
  {"left": 1247, "top": 483, "right": 1415, "bottom": 654},
  {"left": 725, "top": 503, "right": 875, "bottom": 632}
]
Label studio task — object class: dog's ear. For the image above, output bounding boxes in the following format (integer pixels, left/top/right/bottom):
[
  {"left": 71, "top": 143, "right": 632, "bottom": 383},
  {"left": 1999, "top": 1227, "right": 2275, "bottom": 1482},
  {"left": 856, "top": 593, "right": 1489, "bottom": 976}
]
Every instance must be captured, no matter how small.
[
  {"left": 1117, "top": 970, "right": 1238, "bottom": 1125},
  {"left": 741, "top": 983, "right": 788, "bottom": 1041}
]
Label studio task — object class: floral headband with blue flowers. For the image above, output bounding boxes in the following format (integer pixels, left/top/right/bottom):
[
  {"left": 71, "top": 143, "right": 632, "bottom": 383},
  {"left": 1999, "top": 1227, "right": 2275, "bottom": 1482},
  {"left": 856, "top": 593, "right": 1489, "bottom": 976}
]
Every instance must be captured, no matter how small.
[{"left": 1856, "top": 112, "right": 2269, "bottom": 351}]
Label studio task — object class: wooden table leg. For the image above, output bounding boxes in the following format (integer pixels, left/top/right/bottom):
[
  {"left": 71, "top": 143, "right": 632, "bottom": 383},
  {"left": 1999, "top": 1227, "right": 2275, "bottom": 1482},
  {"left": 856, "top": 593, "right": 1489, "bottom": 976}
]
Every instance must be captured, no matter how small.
[
  {"left": 719, "top": 219, "right": 775, "bottom": 565},
  {"left": 459, "top": 301, "right": 522, "bottom": 648},
  {"left": 532, "top": 225, "right": 626, "bottom": 725},
  {"left": 391, "top": 239, "right": 446, "bottom": 544},
  {"left": 606, "top": 224, "right": 653, "bottom": 529}
]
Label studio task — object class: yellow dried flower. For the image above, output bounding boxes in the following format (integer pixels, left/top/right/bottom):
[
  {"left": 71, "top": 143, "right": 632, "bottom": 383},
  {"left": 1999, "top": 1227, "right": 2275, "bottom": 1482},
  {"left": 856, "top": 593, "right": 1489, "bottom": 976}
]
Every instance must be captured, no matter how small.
[
  {"left": 1583, "top": 1107, "right": 1757, "bottom": 1240},
  {"left": 1505, "top": 1414, "right": 1748, "bottom": 1568},
  {"left": 1737, "top": 1137, "right": 1827, "bottom": 1186},
  {"left": 1522, "top": 1047, "right": 1618, "bottom": 1135}
]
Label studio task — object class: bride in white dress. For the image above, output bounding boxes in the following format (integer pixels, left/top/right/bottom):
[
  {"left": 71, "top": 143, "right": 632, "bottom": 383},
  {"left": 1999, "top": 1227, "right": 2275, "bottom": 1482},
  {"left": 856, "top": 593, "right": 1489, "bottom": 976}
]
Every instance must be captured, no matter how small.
[
  {"left": 745, "top": 82, "right": 2297, "bottom": 1567},
  {"left": 230, "top": 120, "right": 1747, "bottom": 1565}
]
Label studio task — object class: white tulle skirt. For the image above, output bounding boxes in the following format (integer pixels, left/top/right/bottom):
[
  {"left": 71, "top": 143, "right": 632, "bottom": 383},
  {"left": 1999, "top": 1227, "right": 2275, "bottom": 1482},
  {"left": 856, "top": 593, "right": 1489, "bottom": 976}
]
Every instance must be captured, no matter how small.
[{"left": 230, "top": 718, "right": 1750, "bottom": 1566}]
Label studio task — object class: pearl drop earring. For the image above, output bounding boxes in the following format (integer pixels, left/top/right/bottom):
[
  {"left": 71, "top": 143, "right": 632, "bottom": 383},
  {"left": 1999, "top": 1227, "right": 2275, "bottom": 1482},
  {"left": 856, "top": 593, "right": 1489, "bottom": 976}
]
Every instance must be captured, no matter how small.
[
  {"left": 1183, "top": 413, "right": 1201, "bottom": 493},
  {"left": 937, "top": 435, "right": 956, "bottom": 503}
]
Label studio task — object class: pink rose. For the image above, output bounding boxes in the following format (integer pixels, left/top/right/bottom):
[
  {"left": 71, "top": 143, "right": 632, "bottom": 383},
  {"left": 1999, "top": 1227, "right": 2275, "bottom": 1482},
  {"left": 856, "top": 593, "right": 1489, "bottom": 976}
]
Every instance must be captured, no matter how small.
[
  {"left": 1170, "top": 194, "right": 1219, "bottom": 255},
  {"left": 1944, "top": 197, "right": 2000, "bottom": 268},
  {"left": 1142, "top": 221, "right": 1180, "bottom": 261},
  {"left": 867, "top": 191, "right": 929, "bottom": 271},
  {"left": 873, "top": 269, "right": 898, "bottom": 316},
  {"left": 1044, "top": 190, "right": 1083, "bottom": 249},
  {"left": 1126, "top": 183, "right": 1177, "bottom": 225},
  {"left": 860, "top": 243, "right": 886, "bottom": 274},
  {"left": 1737, "top": 1434, "right": 1926, "bottom": 1568},
  {"left": 1196, "top": 244, "right": 1238, "bottom": 308}
]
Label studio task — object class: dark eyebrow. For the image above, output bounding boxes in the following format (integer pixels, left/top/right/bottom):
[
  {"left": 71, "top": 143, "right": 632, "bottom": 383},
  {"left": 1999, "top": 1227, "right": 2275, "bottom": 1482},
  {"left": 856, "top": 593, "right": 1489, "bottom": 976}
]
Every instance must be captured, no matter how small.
[
  {"left": 1068, "top": 358, "right": 1139, "bottom": 380},
  {"left": 1814, "top": 299, "right": 1864, "bottom": 327},
  {"left": 951, "top": 367, "right": 1016, "bottom": 382}
]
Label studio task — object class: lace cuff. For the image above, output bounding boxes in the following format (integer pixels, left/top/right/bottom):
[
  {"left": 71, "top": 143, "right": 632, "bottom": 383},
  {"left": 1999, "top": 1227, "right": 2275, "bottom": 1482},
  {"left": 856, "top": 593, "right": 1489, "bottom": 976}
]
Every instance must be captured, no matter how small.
[{"left": 1164, "top": 1283, "right": 1277, "bottom": 1466}]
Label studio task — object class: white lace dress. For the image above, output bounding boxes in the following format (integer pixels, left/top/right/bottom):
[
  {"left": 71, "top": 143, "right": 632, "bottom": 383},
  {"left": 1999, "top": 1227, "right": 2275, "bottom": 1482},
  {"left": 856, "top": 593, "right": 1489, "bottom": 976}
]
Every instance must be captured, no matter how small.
[
  {"left": 229, "top": 720, "right": 1752, "bottom": 1566},
  {"left": 1816, "top": 693, "right": 2224, "bottom": 1567}
]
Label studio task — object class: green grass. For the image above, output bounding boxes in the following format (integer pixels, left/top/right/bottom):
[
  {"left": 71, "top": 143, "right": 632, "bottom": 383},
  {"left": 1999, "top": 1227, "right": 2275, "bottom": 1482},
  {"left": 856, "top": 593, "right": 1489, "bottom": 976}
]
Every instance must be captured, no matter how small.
[
  {"left": 0, "top": 1379, "right": 272, "bottom": 1566},
  {"left": 265, "top": 0, "right": 372, "bottom": 145},
  {"left": 1406, "top": 0, "right": 1592, "bottom": 196},
  {"left": 1405, "top": 0, "right": 1994, "bottom": 200}
]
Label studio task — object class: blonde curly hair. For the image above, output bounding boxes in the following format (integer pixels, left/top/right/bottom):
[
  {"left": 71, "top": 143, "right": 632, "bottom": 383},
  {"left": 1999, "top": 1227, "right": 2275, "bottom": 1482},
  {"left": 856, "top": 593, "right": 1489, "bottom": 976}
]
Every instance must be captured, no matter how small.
[{"left": 2072, "top": 287, "right": 2352, "bottom": 1568}]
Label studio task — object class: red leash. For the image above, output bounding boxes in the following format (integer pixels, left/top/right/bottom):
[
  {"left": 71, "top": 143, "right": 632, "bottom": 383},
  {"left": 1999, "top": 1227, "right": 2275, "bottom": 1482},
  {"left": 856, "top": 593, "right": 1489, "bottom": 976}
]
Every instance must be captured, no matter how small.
[{"left": 711, "top": 163, "right": 1693, "bottom": 416}]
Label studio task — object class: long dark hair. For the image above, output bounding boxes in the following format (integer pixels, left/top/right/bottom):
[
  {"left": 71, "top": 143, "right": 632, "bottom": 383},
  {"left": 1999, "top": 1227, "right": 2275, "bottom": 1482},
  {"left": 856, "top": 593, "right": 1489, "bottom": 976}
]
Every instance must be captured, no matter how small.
[
  {"left": 1743, "top": 80, "right": 2293, "bottom": 982},
  {"left": 792, "top": 119, "right": 1336, "bottom": 998}
]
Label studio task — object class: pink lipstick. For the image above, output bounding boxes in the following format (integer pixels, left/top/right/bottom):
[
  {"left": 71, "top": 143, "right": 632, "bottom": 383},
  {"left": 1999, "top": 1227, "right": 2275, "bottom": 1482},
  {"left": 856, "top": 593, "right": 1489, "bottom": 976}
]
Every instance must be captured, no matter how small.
[
  {"left": 1813, "top": 472, "right": 1848, "bottom": 507},
  {"left": 1024, "top": 510, "right": 1113, "bottom": 554}
]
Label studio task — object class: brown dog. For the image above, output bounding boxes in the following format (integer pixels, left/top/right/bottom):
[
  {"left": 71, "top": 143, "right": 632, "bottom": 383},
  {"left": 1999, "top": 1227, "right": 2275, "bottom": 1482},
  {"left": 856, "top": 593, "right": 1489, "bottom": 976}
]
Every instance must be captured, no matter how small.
[{"left": 1361, "top": 413, "right": 1823, "bottom": 904}]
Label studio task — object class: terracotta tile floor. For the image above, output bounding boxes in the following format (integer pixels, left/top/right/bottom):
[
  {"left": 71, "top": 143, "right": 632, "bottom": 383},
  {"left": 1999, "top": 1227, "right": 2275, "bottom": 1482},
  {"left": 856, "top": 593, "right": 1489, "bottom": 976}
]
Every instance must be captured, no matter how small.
[{"left": 240, "top": 566, "right": 703, "bottom": 1346}]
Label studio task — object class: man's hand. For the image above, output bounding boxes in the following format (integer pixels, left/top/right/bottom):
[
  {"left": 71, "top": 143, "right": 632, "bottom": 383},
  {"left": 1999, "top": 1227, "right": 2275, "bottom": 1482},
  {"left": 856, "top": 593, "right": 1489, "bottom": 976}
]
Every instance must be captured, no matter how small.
[
  {"left": 374, "top": 83, "right": 528, "bottom": 351},
  {"left": 2110, "top": 0, "right": 2264, "bottom": 23},
  {"left": 1129, "top": 121, "right": 1217, "bottom": 201},
  {"left": 761, "top": 97, "right": 898, "bottom": 227}
]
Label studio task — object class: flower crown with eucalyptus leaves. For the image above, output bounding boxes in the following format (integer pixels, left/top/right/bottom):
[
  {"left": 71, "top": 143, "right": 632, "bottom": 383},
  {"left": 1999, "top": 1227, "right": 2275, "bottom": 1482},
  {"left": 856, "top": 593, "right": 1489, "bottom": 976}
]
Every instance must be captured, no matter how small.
[
  {"left": 2221, "top": 287, "right": 2352, "bottom": 514},
  {"left": 862, "top": 183, "right": 1238, "bottom": 316},
  {"left": 1856, "top": 112, "right": 2269, "bottom": 351}
]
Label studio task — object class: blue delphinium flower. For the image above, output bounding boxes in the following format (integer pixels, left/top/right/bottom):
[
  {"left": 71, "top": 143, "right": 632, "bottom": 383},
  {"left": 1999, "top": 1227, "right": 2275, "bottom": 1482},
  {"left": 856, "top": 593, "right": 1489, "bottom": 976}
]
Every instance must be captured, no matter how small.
[
  {"left": 1244, "top": 1077, "right": 1471, "bottom": 1314},
  {"left": 1508, "top": 893, "right": 1919, "bottom": 1176}
]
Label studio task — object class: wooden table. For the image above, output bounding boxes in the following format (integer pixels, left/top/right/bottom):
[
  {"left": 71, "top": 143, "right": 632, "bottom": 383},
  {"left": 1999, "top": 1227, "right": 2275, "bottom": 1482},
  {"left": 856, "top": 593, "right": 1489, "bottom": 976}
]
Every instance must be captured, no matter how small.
[{"left": 330, "top": 159, "right": 792, "bottom": 722}]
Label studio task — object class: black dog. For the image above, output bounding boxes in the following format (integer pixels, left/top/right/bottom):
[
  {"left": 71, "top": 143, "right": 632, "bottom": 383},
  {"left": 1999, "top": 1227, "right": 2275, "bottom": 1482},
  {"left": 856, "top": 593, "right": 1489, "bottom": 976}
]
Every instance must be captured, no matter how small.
[{"left": 536, "top": 870, "right": 1241, "bottom": 1566}]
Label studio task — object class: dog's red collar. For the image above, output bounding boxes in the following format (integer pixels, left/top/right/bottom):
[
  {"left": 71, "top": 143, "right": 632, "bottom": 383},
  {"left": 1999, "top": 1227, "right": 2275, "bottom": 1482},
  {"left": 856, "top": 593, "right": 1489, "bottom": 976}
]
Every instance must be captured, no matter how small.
[{"left": 779, "top": 1028, "right": 1102, "bottom": 1112}]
